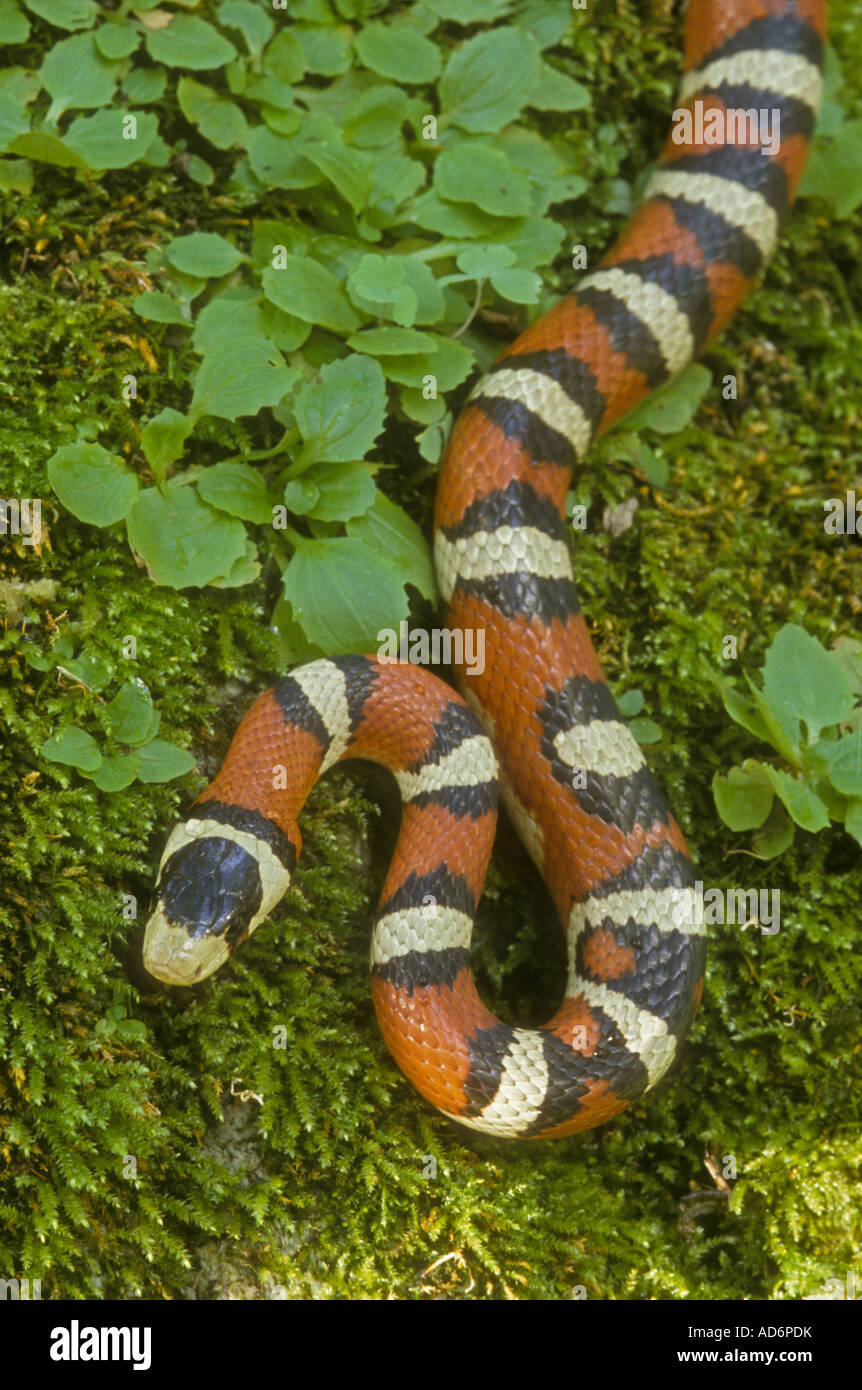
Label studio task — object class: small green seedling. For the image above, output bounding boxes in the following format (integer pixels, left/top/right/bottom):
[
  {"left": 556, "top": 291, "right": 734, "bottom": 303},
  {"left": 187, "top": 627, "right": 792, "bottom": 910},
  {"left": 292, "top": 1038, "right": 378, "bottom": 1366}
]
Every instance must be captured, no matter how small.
[
  {"left": 616, "top": 687, "right": 662, "bottom": 744},
  {"left": 94, "top": 1006, "right": 147, "bottom": 1043},
  {"left": 712, "top": 625, "right": 862, "bottom": 857},
  {"left": 37, "top": 638, "right": 195, "bottom": 791}
]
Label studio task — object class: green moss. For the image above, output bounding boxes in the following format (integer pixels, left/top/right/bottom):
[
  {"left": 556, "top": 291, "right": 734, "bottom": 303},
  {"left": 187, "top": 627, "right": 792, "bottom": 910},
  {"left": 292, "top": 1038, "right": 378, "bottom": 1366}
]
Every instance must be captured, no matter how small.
[{"left": 1, "top": 1, "right": 860, "bottom": 1300}]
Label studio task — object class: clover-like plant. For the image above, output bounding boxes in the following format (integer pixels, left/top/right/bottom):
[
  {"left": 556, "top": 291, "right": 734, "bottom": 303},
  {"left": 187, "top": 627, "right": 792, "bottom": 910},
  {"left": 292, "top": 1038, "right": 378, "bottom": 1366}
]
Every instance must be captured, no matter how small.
[
  {"left": 36, "top": 636, "right": 195, "bottom": 791},
  {"left": 712, "top": 625, "right": 862, "bottom": 857}
]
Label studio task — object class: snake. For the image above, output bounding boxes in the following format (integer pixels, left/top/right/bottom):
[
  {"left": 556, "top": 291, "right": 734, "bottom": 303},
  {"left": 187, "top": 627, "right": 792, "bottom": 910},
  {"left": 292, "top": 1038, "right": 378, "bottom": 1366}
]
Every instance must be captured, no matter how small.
[{"left": 143, "top": 0, "right": 827, "bottom": 1139}]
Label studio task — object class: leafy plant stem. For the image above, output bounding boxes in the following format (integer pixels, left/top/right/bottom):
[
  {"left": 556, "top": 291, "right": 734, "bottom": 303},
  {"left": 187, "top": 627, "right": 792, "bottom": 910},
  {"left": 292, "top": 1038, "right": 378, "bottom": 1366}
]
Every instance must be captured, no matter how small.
[
  {"left": 409, "top": 240, "right": 467, "bottom": 263},
  {"left": 275, "top": 520, "right": 307, "bottom": 550},
  {"left": 217, "top": 428, "right": 300, "bottom": 468},
  {"left": 452, "top": 279, "right": 485, "bottom": 338}
]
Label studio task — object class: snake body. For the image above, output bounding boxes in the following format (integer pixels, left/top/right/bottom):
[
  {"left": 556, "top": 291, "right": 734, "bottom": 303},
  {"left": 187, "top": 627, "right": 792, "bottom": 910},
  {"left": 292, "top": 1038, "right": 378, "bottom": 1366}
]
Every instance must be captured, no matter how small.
[{"left": 144, "top": 1, "right": 827, "bottom": 1138}]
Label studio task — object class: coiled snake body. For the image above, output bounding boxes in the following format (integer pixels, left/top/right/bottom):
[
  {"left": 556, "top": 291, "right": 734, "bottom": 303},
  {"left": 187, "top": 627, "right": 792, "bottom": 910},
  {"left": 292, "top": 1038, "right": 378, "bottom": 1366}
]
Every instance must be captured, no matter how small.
[{"left": 145, "top": 1, "right": 827, "bottom": 1138}]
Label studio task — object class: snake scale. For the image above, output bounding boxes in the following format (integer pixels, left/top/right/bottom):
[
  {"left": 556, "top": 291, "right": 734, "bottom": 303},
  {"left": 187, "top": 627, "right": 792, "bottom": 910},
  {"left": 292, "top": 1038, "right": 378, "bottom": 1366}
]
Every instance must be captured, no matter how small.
[{"left": 144, "top": 0, "right": 827, "bottom": 1138}]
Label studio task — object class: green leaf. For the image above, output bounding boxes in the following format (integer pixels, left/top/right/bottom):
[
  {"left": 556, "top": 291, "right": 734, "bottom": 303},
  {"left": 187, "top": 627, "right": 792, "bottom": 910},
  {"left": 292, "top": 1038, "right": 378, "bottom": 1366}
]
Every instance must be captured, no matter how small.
[
  {"left": 616, "top": 689, "right": 645, "bottom": 717},
  {"left": 282, "top": 537, "right": 407, "bottom": 653},
  {"left": 269, "top": 596, "right": 324, "bottom": 665},
  {"left": 294, "top": 24, "right": 350, "bottom": 76},
  {"left": 209, "top": 538, "right": 260, "bottom": 589},
  {"left": 346, "top": 493, "right": 435, "bottom": 601},
  {"left": 192, "top": 291, "right": 262, "bottom": 352},
  {"left": 126, "top": 485, "right": 249, "bottom": 589},
  {"left": 628, "top": 717, "right": 662, "bottom": 745},
  {"left": 47, "top": 442, "right": 139, "bottom": 526},
  {"left": 62, "top": 651, "right": 113, "bottom": 692},
  {"left": 764, "top": 766, "right": 831, "bottom": 833},
  {"left": 51, "top": 634, "right": 76, "bottom": 662},
  {"left": 416, "top": 422, "right": 443, "bottom": 464},
  {"left": 744, "top": 676, "right": 801, "bottom": 763},
  {"left": 263, "top": 30, "right": 305, "bottom": 83},
  {"left": 27, "top": 648, "right": 54, "bottom": 674},
  {"left": 822, "top": 728, "right": 862, "bottom": 797},
  {"left": 166, "top": 232, "right": 244, "bottom": 278},
  {"left": 283, "top": 479, "right": 319, "bottom": 516},
  {"left": 490, "top": 266, "right": 542, "bottom": 303},
  {"left": 136, "top": 739, "right": 196, "bottom": 784},
  {"left": 347, "top": 253, "right": 417, "bottom": 326},
  {"left": 375, "top": 335, "right": 473, "bottom": 390},
  {"left": 0, "top": 93, "right": 29, "bottom": 153},
  {"left": 386, "top": 257, "right": 445, "bottom": 324},
  {"left": 367, "top": 151, "right": 425, "bottom": 218},
  {"left": 498, "top": 127, "right": 586, "bottom": 211},
  {"left": 26, "top": 0, "right": 96, "bottom": 31},
  {"left": 435, "top": 144, "right": 531, "bottom": 217},
  {"left": 713, "top": 761, "right": 774, "bottom": 831},
  {"left": 354, "top": 23, "right": 441, "bottom": 83},
  {"left": 7, "top": 130, "right": 85, "bottom": 169},
  {"left": 142, "top": 137, "right": 171, "bottom": 172},
  {"left": 0, "top": 67, "right": 41, "bottom": 105},
  {"left": 216, "top": 0, "right": 274, "bottom": 58},
  {"left": 845, "top": 799, "right": 862, "bottom": 847},
  {"left": 295, "top": 356, "right": 386, "bottom": 465},
  {"left": 105, "top": 679, "right": 159, "bottom": 746},
  {"left": 191, "top": 340, "right": 298, "bottom": 422},
  {"left": 246, "top": 125, "right": 319, "bottom": 189},
  {"left": 40, "top": 32, "right": 119, "bottom": 122},
  {"left": 117, "top": 1015, "right": 147, "bottom": 1040},
  {"left": 343, "top": 84, "right": 413, "bottom": 147},
  {"left": 455, "top": 245, "right": 515, "bottom": 279},
  {"left": 132, "top": 290, "right": 188, "bottom": 325},
  {"left": 407, "top": 189, "right": 508, "bottom": 239},
  {"left": 177, "top": 76, "right": 248, "bottom": 149},
  {"left": 145, "top": 14, "right": 237, "bottom": 70},
  {"left": 346, "top": 326, "right": 437, "bottom": 356},
  {"left": 425, "top": 0, "right": 511, "bottom": 21},
  {"left": 719, "top": 678, "right": 775, "bottom": 747},
  {"left": 517, "top": 0, "right": 572, "bottom": 48},
  {"left": 0, "top": 0, "right": 30, "bottom": 43},
  {"left": 92, "top": 753, "right": 141, "bottom": 793},
  {"left": 246, "top": 74, "right": 298, "bottom": 109},
  {"left": 197, "top": 462, "right": 274, "bottom": 524},
  {"left": 762, "top": 623, "right": 855, "bottom": 743},
  {"left": 121, "top": 66, "right": 166, "bottom": 105},
  {"left": 414, "top": 201, "right": 564, "bottom": 267},
  {"left": 142, "top": 140, "right": 170, "bottom": 175},
  {"left": 622, "top": 364, "right": 711, "bottom": 434},
  {"left": 262, "top": 259, "right": 360, "bottom": 333},
  {"left": 93, "top": 24, "right": 139, "bottom": 60},
  {"left": 752, "top": 820, "right": 795, "bottom": 859},
  {"left": 40, "top": 726, "right": 102, "bottom": 774},
  {"left": 63, "top": 110, "right": 159, "bottom": 170},
  {"left": 832, "top": 636, "right": 862, "bottom": 698},
  {"left": 608, "top": 432, "right": 669, "bottom": 489},
  {"left": 255, "top": 103, "right": 298, "bottom": 137},
  {"left": 800, "top": 120, "right": 862, "bottom": 219},
  {"left": 439, "top": 27, "right": 541, "bottom": 133},
  {"left": 303, "top": 463, "right": 376, "bottom": 522},
  {"left": 301, "top": 142, "right": 371, "bottom": 212},
  {"left": 141, "top": 408, "right": 192, "bottom": 486},
  {"left": 0, "top": 158, "right": 32, "bottom": 194},
  {"left": 528, "top": 63, "right": 589, "bottom": 112},
  {"left": 254, "top": 220, "right": 315, "bottom": 262}
]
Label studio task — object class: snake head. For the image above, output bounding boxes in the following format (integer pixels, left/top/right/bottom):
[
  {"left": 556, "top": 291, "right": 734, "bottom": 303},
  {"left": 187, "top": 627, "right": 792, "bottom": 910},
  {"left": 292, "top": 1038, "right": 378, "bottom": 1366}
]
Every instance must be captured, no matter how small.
[{"left": 143, "top": 815, "right": 293, "bottom": 985}]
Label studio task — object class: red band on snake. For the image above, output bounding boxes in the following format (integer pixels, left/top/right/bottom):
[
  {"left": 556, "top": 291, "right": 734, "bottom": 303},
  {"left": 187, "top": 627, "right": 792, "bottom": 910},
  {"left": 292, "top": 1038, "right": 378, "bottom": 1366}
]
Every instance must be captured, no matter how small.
[{"left": 144, "top": 0, "right": 827, "bottom": 1139}]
